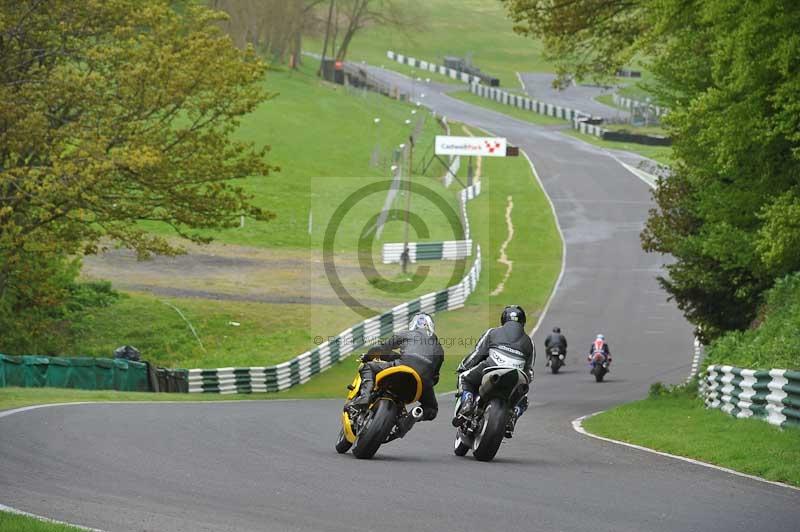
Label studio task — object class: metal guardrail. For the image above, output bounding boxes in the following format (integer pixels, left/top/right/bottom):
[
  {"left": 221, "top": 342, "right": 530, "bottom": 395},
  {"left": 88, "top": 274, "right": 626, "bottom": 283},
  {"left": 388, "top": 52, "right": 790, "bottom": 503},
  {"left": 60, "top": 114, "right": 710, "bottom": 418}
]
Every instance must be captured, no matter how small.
[
  {"left": 701, "top": 365, "right": 800, "bottom": 429},
  {"left": 382, "top": 240, "right": 472, "bottom": 264}
]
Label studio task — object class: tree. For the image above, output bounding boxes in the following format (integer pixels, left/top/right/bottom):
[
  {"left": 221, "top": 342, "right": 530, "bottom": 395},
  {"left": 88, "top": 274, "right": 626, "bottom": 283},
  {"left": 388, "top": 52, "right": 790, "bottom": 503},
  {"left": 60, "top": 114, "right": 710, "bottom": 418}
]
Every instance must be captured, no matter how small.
[
  {"left": 0, "top": 0, "right": 277, "bottom": 351},
  {"left": 504, "top": 0, "right": 800, "bottom": 341},
  {"left": 211, "top": 0, "right": 325, "bottom": 66}
]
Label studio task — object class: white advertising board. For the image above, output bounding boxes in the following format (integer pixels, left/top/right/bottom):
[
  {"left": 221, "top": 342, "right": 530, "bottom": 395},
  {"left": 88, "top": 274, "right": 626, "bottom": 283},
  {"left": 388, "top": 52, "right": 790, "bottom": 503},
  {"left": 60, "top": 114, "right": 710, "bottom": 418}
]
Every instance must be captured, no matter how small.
[{"left": 434, "top": 135, "right": 507, "bottom": 157}]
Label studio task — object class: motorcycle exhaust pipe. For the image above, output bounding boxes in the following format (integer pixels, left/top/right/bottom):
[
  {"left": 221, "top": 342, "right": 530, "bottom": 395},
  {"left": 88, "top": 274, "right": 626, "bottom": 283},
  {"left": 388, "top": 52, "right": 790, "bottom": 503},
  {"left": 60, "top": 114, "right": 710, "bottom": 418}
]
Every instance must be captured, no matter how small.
[{"left": 411, "top": 406, "right": 425, "bottom": 421}]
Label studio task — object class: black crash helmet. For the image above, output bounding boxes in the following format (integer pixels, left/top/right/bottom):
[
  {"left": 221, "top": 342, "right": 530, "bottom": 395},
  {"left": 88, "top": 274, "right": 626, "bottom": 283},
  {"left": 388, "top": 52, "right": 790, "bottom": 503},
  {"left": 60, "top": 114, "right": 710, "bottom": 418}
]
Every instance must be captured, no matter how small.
[
  {"left": 500, "top": 305, "right": 526, "bottom": 326},
  {"left": 553, "top": 326, "right": 561, "bottom": 333}
]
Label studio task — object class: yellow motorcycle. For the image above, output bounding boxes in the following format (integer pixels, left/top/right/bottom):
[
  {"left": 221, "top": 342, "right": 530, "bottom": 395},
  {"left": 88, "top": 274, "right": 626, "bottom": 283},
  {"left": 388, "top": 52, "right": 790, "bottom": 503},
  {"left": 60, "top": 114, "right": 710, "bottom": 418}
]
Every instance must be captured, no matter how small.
[{"left": 336, "top": 360, "right": 425, "bottom": 459}]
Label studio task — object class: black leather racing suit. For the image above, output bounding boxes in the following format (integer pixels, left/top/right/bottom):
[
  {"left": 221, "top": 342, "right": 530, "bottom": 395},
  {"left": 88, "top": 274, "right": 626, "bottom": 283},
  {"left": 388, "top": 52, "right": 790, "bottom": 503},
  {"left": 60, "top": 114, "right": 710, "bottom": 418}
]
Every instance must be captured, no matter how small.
[
  {"left": 544, "top": 332, "right": 567, "bottom": 364},
  {"left": 457, "top": 321, "right": 534, "bottom": 414},
  {"left": 360, "top": 329, "right": 444, "bottom": 420}
]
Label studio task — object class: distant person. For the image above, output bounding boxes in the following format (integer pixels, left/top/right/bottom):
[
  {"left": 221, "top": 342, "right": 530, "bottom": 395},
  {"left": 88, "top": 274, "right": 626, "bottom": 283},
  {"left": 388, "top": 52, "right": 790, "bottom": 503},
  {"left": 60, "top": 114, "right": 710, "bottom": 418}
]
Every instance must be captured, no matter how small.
[
  {"left": 588, "top": 334, "right": 612, "bottom": 366},
  {"left": 544, "top": 326, "right": 567, "bottom": 366}
]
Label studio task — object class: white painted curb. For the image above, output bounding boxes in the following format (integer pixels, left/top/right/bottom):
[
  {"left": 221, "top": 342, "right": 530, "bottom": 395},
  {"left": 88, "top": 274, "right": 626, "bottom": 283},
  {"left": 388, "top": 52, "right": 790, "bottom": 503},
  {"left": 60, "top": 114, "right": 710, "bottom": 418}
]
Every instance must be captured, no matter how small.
[{"left": 572, "top": 412, "right": 800, "bottom": 492}]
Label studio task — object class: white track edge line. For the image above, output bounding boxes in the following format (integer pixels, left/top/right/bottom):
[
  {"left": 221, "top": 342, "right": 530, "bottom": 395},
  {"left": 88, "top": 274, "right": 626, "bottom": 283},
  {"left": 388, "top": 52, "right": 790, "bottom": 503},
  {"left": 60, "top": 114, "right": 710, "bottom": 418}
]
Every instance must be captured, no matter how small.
[
  {"left": 0, "top": 503, "right": 106, "bottom": 531},
  {"left": 572, "top": 412, "right": 800, "bottom": 492},
  {"left": 516, "top": 72, "right": 527, "bottom": 91}
]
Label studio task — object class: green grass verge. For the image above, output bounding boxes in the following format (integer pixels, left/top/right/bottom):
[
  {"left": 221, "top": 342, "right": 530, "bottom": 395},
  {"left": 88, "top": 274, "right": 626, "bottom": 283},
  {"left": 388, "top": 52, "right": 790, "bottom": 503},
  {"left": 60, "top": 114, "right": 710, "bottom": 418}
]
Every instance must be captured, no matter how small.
[
  {"left": 311, "top": 0, "right": 551, "bottom": 90},
  {"left": 448, "top": 91, "right": 566, "bottom": 126},
  {"left": 564, "top": 130, "right": 673, "bottom": 166},
  {"left": 594, "top": 93, "right": 621, "bottom": 110},
  {"left": 583, "top": 389, "right": 800, "bottom": 487},
  {"left": 0, "top": 511, "right": 86, "bottom": 532}
]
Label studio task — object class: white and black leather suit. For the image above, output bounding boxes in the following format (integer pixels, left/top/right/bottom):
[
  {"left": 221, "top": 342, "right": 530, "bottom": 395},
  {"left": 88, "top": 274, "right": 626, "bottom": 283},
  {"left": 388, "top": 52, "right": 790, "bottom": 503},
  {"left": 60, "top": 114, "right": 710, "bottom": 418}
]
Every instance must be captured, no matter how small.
[
  {"left": 457, "top": 320, "right": 535, "bottom": 396},
  {"left": 360, "top": 329, "right": 444, "bottom": 420}
]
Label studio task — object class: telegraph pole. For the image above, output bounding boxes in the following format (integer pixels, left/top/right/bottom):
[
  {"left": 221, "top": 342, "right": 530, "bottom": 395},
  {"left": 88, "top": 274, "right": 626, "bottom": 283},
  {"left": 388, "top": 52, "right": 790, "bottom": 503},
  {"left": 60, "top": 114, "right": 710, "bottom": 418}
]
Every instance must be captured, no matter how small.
[{"left": 401, "top": 135, "right": 414, "bottom": 273}]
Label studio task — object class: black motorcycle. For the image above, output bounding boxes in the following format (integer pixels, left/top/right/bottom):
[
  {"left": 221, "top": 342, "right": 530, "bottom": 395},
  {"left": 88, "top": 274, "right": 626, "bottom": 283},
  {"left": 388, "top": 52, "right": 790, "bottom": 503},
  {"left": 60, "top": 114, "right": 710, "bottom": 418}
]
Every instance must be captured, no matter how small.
[
  {"left": 547, "top": 347, "right": 565, "bottom": 374},
  {"left": 453, "top": 364, "right": 530, "bottom": 462}
]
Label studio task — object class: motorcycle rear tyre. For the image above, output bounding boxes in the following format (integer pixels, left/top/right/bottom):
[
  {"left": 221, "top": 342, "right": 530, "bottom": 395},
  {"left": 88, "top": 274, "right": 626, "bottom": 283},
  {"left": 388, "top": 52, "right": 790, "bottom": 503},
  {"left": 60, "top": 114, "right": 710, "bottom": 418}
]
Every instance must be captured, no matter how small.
[
  {"left": 352, "top": 399, "right": 396, "bottom": 459},
  {"left": 472, "top": 398, "right": 508, "bottom": 462}
]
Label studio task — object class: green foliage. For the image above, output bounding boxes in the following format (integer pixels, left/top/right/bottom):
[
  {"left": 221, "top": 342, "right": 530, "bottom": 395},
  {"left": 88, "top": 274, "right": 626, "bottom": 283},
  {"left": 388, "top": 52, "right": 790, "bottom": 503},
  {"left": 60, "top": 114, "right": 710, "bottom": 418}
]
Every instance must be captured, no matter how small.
[
  {"left": 0, "top": 251, "right": 118, "bottom": 355},
  {"left": 0, "top": 0, "right": 279, "bottom": 352},
  {"left": 504, "top": 0, "right": 800, "bottom": 341},
  {"left": 704, "top": 273, "right": 800, "bottom": 370}
]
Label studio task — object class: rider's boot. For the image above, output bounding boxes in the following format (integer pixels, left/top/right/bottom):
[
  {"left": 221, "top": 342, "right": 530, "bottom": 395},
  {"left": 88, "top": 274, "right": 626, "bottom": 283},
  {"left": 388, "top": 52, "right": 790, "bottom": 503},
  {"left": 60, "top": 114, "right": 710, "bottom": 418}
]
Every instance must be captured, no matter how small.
[
  {"left": 451, "top": 391, "right": 475, "bottom": 427},
  {"left": 505, "top": 405, "right": 522, "bottom": 438},
  {"left": 350, "top": 378, "right": 373, "bottom": 407}
]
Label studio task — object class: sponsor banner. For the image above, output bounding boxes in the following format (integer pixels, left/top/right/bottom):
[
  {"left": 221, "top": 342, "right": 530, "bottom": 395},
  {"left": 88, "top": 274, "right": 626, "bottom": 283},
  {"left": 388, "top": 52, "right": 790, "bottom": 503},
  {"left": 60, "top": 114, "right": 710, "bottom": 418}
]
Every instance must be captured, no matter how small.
[{"left": 435, "top": 135, "right": 507, "bottom": 157}]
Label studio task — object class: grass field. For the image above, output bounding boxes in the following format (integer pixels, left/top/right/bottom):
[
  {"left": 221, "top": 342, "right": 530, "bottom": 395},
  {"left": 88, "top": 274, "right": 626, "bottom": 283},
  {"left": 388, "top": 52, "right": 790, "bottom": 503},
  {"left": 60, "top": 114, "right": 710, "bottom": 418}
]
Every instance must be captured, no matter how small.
[
  {"left": 0, "top": 511, "right": 86, "bottom": 532},
  {"left": 582, "top": 388, "right": 800, "bottom": 487},
  {"left": 448, "top": 90, "right": 566, "bottom": 126},
  {"left": 309, "top": 0, "right": 551, "bottom": 90},
  {"left": 139, "top": 59, "right": 449, "bottom": 251}
]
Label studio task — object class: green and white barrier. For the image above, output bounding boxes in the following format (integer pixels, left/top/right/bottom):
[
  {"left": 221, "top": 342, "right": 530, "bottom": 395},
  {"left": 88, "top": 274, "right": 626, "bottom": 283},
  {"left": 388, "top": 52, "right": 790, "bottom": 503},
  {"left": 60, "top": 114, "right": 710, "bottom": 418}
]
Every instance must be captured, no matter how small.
[
  {"left": 386, "top": 50, "right": 482, "bottom": 84},
  {"left": 701, "top": 365, "right": 800, "bottom": 429},
  {"left": 382, "top": 240, "right": 472, "bottom": 264},
  {"left": 612, "top": 93, "right": 668, "bottom": 117},
  {"left": 470, "top": 83, "right": 591, "bottom": 122},
  {"left": 188, "top": 182, "right": 483, "bottom": 394}
]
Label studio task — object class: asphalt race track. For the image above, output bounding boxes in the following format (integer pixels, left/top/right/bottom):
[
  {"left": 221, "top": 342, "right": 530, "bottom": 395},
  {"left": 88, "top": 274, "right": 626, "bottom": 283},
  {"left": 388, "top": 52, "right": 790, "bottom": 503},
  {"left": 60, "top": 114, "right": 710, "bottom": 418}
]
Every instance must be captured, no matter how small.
[{"left": 2, "top": 69, "right": 798, "bottom": 532}]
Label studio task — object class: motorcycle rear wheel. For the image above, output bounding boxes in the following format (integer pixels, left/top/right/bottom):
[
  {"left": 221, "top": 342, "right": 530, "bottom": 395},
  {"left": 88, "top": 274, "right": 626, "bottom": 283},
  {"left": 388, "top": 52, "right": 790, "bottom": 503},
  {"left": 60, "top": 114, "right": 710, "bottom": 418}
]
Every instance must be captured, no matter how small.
[
  {"left": 472, "top": 398, "right": 508, "bottom": 462},
  {"left": 595, "top": 370, "right": 605, "bottom": 382},
  {"left": 550, "top": 361, "right": 561, "bottom": 374},
  {"left": 352, "top": 399, "right": 397, "bottom": 459},
  {"left": 335, "top": 427, "right": 352, "bottom": 454}
]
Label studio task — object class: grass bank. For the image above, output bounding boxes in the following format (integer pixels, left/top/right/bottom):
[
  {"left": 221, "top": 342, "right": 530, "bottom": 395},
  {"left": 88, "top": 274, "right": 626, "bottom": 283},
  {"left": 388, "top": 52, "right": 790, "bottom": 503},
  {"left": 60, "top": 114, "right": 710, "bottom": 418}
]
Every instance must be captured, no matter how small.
[
  {"left": 582, "top": 387, "right": 800, "bottom": 487},
  {"left": 316, "top": 0, "right": 551, "bottom": 90},
  {"left": 0, "top": 512, "right": 86, "bottom": 532}
]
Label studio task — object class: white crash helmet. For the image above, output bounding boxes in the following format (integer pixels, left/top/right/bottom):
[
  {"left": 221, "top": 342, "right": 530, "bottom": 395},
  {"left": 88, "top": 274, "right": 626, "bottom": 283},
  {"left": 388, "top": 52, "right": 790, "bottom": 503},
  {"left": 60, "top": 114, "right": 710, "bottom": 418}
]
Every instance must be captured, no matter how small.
[
  {"left": 409, "top": 313, "right": 435, "bottom": 336},
  {"left": 596, "top": 334, "right": 605, "bottom": 341}
]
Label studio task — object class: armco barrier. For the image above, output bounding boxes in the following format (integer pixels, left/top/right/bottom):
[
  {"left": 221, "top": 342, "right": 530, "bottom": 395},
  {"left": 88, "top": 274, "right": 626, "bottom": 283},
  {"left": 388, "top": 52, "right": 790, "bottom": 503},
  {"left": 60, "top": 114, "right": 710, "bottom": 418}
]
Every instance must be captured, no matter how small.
[
  {"left": 0, "top": 354, "right": 150, "bottom": 392},
  {"left": 701, "top": 365, "right": 800, "bottom": 429},
  {"left": 387, "top": 50, "right": 482, "bottom": 84},
  {"left": 382, "top": 240, "right": 472, "bottom": 264},
  {"left": 612, "top": 93, "right": 669, "bottom": 117},
  {"left": 189, "top": 181, "right": 484, "bottom": 394}
]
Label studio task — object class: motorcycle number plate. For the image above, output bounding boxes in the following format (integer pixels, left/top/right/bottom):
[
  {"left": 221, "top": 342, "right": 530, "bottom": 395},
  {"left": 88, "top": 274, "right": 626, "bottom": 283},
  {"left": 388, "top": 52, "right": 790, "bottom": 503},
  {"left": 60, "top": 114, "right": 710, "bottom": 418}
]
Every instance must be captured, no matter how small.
[{"left": 488, "top": 349, "right": 525, "bottom": 370}]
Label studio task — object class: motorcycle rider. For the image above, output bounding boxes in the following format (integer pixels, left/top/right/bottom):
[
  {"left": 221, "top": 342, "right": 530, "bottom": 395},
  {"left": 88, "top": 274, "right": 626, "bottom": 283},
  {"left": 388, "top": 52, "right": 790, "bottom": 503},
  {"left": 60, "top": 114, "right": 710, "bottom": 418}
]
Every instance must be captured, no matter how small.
[
  {"left": 587, "top": 334, "right": 612, "bottom": 368},
  {"left": 350, "top": 313, "right": 444, "bottom": 421},
  {"left": 544, "top": 326, "right": 567, "bottom": 366},
  {"left": 452, "top": 305, "right": 534, "bottom": 437}
]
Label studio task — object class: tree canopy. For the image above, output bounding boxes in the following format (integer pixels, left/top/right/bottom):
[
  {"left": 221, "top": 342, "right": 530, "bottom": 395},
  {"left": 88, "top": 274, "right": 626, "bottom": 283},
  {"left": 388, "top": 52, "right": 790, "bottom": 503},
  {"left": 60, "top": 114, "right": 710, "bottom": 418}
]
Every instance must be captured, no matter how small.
[
  {"left": 503, "top": 0, "right": 800, "bottom": 341},
  {"left": 0, "top": 0, "right": 276, "bottom": 351}
]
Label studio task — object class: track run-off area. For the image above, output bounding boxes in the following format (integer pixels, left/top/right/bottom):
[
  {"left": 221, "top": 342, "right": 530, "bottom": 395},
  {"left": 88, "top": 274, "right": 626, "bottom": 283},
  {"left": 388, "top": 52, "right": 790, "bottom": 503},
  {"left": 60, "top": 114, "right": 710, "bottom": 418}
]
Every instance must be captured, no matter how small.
[{"left": 2, "top": 69, "right": 798, "bottom": 532}]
